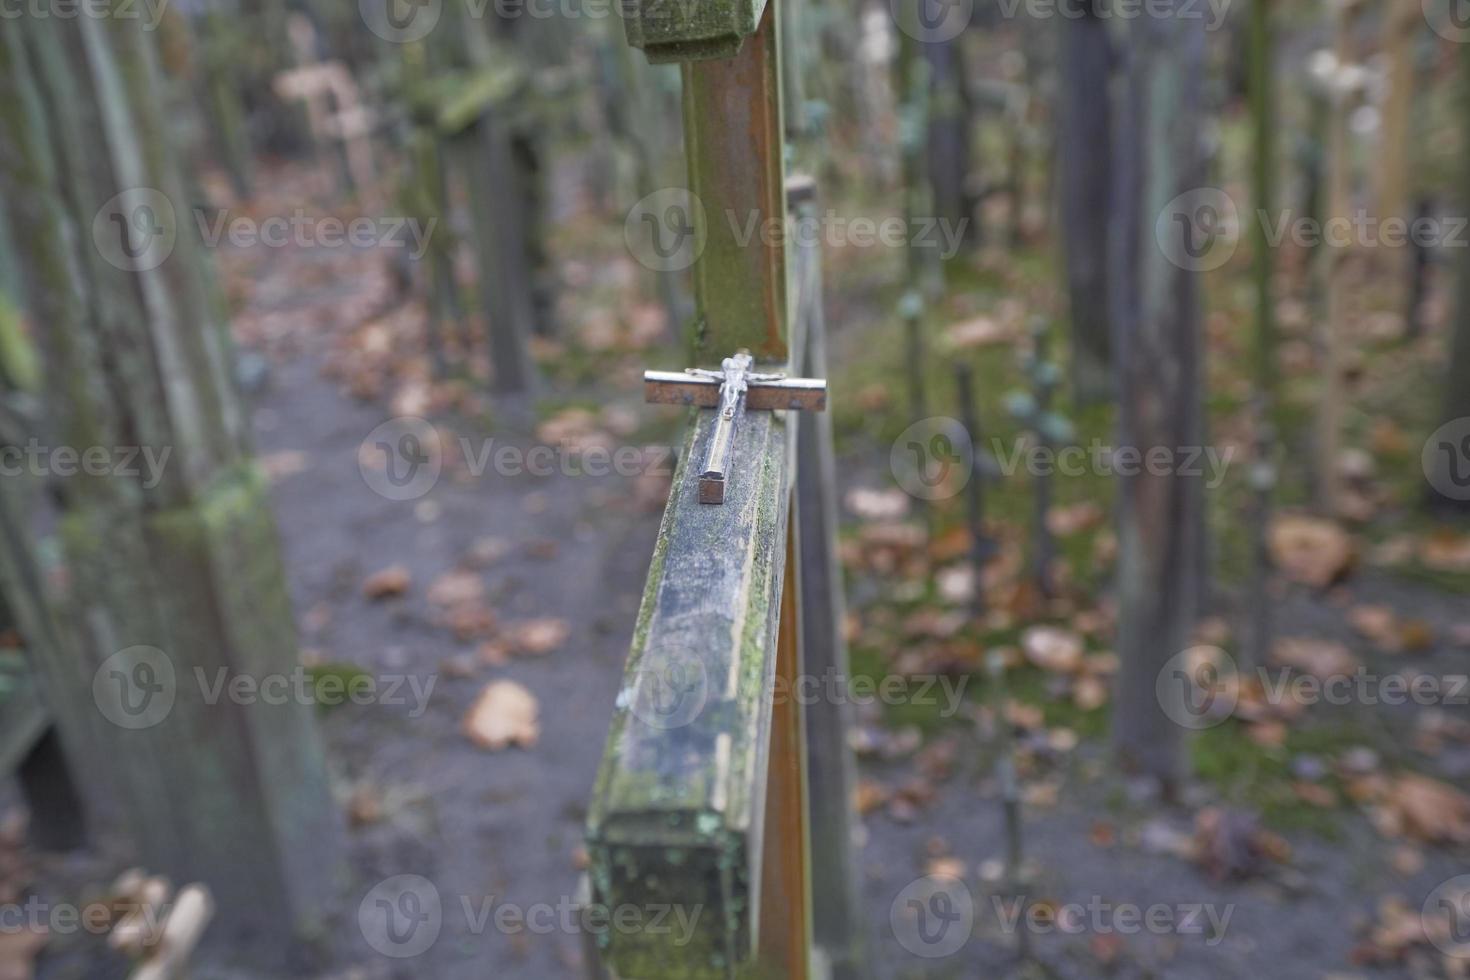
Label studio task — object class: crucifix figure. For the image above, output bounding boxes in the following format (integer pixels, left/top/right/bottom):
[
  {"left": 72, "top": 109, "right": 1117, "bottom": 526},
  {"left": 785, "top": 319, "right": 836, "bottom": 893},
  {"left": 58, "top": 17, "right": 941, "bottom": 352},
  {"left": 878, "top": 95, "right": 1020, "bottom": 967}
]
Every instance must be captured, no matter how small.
[{"left": 646, "top": 350, "right": 827, "bottom": 504}]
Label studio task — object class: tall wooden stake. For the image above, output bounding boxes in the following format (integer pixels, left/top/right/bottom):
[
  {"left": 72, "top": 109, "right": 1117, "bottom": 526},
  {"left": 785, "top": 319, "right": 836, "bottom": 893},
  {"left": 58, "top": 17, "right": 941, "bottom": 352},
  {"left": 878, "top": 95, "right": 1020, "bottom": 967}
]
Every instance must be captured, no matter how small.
[
  {"left": 1057, "top": 0, "right": 1115, "bottom": 403},
  {"left": 1245, "top": 0, "right": 1277, "bottom": 670},
  {"left": 1107, "top": 0, "right": 1208, "bottom": 790},
  {"left": 0, "top": 12, "right": 339, "bottom": 947}
]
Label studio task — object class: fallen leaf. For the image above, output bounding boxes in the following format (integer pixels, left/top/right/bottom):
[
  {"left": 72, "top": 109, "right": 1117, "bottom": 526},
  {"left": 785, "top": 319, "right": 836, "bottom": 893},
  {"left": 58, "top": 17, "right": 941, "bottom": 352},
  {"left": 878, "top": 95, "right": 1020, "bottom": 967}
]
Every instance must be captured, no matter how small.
[
  {"left": 1383, "top": 773, "right": 1470, "bottom": 844},
  {"left": 1046, "top": 502, "right": 1104, "bottom": 537},
  {"left": 259, "top": 450, "right": 310, "bottom": 483},
  {"left": 1420, "top": 529, "right": 1470, "bottom": 572},
  {"left": 1072, "top": 675, "right": 1108, "bottom": 711},
  {"left": 1021, "top": 626, "right": 1085, "bottom": 674},
  {"left": 926, "top": 856, "right": 967, "bottom": 879},
  {"left": 1347, "top": 605, "right": 1398, "bottom": 648},
  {"left": 0, "top": 925, "right": 47, "bottom": 980},
  {"left": 1389, "top": 845, "right": 1424, "bottom": 876},
  {"left": 1272, "top": 637, "right": 1359, "bottom": 680},
  {"left": 844, "top": 487, "right": 911, "bottom": 522},
  {"left": 1269, "top": 515, "right": 1355, "bottom": 588},
  {"left": 427, "top": 569, "right": 485, "bottom": 608},
  {"left": 941, "top": 315, "right": 1012, "bottom": 350},
  {"left": 855, "top": 779, "right": 890, "bottom": 815},
  {"left": 462, "top": 681, "right": 540, "bottom": 751},
  {"left": 508, "top": 618, "right": 571, "bottom": 657},
  {"left": 363, "top": 566, "right": 412, "bottom": 600}
]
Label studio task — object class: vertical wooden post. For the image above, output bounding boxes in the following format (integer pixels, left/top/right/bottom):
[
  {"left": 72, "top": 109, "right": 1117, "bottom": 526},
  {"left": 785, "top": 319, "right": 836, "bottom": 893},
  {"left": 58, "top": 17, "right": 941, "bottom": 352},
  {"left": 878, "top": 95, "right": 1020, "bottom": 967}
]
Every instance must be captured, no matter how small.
[
  {"left": 758, "top": 529, "right": 811, "bottom": 979},
  {"left": 681, "top": 8, "right": 789, "bottom": 362},
  {"left": 792, "top": 183, "right": 862, "bottom": 978},
  {"left": 1107, "top": 0, "right": 1208, "bottom": 789},
  {"left": 1315, "top": 0, "right": 1363, "bottom": 515},
  {"left": 1057, "top": 0, "right": 1115, "bottom": 403},
  {"left": 1244, "top": 0, "right": 1277, "bottom": 670},
  {"left": 589, "top": 0, "right": 821, "bottom": 975},
  {"left": 0, "top": 11, "right": 340, "bottom": 947}
]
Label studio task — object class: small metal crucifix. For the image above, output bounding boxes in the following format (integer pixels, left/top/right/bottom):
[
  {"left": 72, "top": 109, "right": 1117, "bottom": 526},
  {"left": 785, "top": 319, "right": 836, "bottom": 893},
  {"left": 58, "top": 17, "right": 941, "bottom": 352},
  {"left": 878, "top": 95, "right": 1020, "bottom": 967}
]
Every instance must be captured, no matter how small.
[{"left": 646, "top": 350, "right": 827, "bottom": 504}]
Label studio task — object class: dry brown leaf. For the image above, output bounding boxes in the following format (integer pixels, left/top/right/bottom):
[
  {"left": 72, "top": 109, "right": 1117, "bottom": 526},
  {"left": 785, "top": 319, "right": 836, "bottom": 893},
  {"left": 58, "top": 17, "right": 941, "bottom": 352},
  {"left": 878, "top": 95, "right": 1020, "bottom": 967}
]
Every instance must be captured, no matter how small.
[
  {"left": 941, "top": 315, "right": 1012, "bottom": 350},
  {"left": 259, "top": 450, "right": 310, "bottom": 483},
  {"left": 363, "top": 565, "right": 412, "bottom": 600},
  {"left": 925, "top": 856, "right": 967, "bottom": 879},
  {"left": 462, "top": 681, "right": 540, "bottom": 751},
  {"left": 1269, "top": 515, "right": 1355, "bottom": 588},
  {"left": 1272, "top": 637, "right": 1359, "bottom": 680},
  {"left": 1384, "top": 773, "right": 1470, "bottom": 844},
  {"left": 1291, "top": 782, "right": 1338, "bottom": 808},
  {"left": 1046, "top": 502, "right": 1105, "bottom": 537},
  {"left": 1420, "top": 529, "right": 1470, "bottom": 572},
  {"left": 855, "top": 779, "right": 890, "bottom": 815},
  {"left": 508, "top": 618, "right": 571, "bottom": 657},
  {"left": 844, "top": 487, "right": 911, "bottom": 522},
  {"left": 1347, "top": 605, "right": 1398, "bottom": 648},
  {"left": 0, "top": 925, "right": 46, "bottom": 980},
  {"left": 1021, "top": 626, "right": 1085, "bottom": 674},
  {"left": 427, "top": 569, "right": 485, "bottom": 608},
  {"left": 1072, "top": 675, "right": 1109, "bottom": 711}
]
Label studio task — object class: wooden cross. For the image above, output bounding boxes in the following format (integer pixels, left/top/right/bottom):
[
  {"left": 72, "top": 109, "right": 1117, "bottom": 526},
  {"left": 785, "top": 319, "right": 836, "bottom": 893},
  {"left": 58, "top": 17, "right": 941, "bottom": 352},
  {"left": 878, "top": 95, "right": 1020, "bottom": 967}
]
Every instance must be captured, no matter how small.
[
  {"left": 645, "top": 350, "right": 827, "bottom": 504},
  {"left": 586, "top": 0, "right": 862, "bottom": 976}
]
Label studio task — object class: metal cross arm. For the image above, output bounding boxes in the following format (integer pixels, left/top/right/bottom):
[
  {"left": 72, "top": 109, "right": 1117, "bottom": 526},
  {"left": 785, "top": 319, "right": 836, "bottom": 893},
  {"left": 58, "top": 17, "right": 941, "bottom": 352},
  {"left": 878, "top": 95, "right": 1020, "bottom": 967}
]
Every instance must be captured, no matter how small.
[{"left": 645, "top": 351, "right": 827, "bottom": 504}]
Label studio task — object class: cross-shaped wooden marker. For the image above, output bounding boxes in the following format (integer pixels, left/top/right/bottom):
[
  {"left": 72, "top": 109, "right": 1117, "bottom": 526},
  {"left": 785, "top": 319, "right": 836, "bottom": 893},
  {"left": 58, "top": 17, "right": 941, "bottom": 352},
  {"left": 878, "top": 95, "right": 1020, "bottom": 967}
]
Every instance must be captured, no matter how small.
[{"left": 646, "top": 350, "right": 827, "bottom": 504}]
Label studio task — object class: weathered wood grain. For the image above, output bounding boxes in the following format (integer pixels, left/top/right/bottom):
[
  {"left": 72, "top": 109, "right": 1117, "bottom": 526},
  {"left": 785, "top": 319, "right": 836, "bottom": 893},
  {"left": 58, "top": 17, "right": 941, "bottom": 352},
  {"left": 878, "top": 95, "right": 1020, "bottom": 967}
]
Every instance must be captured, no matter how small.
[
  {"left": 790, "top": 189, "right": 863, "bottom": 979},
  {"left": 586, "top": 405, "right": 792, "bottom": 979},
  {"left": 645, "top": 372, "right": 827, "bottom": 412}
]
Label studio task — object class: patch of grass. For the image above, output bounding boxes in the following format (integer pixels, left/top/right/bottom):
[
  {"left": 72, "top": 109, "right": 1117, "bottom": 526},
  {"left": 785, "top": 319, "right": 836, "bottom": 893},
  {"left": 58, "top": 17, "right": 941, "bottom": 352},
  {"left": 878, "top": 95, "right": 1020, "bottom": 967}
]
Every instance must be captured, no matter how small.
[{"left": 1190, "top": 720, "right": 1372, "bottom": 837}]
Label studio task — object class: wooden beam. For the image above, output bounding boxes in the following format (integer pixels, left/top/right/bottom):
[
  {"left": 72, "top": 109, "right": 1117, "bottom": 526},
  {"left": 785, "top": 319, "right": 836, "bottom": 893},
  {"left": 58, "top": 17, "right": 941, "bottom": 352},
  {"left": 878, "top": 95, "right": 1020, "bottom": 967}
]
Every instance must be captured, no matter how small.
[
  {"left": 585, "top": 406, "right": 792, "bottom": 979},
  {"left": 644, "top": 372, "right": 827, "bottom": 411},
  {"left": 790, "top": 186, "right": 863, "bottom": 979},
  {"left": 682, "top": 3, "right": 788, "bottom": 363}
]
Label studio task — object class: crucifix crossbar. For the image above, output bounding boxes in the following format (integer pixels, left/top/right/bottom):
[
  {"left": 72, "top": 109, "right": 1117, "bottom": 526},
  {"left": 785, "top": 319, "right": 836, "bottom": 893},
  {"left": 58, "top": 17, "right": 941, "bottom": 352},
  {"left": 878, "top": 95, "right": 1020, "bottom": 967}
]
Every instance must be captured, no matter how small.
[{"left": 645, "top": 351, "right": 826, "bottom": 504}]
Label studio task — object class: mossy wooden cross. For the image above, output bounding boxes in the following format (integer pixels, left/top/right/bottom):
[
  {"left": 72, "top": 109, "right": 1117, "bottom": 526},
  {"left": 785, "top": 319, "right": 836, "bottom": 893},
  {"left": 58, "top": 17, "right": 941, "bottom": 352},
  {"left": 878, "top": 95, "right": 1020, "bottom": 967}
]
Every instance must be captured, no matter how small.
[{"left": 584, "top": 0, "right": 859, "bottom": 977}]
